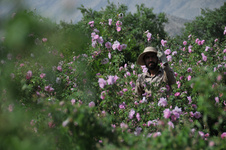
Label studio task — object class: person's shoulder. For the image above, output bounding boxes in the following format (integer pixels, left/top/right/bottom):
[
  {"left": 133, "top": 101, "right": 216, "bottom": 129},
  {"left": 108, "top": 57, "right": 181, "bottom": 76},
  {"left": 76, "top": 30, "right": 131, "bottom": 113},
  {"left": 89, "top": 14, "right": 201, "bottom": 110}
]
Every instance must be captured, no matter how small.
[
  {"left": 159, "top": 66, "right": 164, "bottom": 72},
  {"left": 137, "top": 72, "right": 146, "bottom": 80},
  {"left": 140, "top": 72, "right": 147, "bottom": 77}
]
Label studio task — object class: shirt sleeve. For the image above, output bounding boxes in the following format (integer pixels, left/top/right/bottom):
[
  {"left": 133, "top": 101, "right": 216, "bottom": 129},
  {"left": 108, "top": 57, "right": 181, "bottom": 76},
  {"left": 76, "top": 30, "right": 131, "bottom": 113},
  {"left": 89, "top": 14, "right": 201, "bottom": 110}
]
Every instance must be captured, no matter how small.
[
  {"left": 163, "top": 64, "right": 176, "bottom": 86},
  {"left": 135, "top": 75, "right": 144, "bottom": 97}
]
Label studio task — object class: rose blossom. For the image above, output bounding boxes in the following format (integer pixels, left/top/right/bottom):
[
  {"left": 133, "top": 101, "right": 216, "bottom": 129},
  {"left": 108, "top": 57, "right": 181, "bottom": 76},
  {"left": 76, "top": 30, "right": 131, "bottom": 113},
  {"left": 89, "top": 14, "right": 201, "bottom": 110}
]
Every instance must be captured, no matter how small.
[
  {"left": 187, "top": 75, "right": 192, "bottom": 81},
  {"left": 174, "top": 92, "right": 180, "bottom": 96},
  {"left": 100, "top": 91, "right": 106, "bottom": 100},
  {"left": 187, "top": 67, "right": 192, "bottom": 73},
  {"left": 164, "top": 49, "right": 171, "bottom": 55},
  {"left": 89, "top": 101, "right": 95, "bottom": 107},
  {"left": 194, "top": 111, "right": 201, "bottom": 119},
  {"left": 105, "top": 42, "right": 112, "bottom": 49},
  {"left": 108, "top": 19, "right": 112, "bottom": 25},
  {"left": 168, "top": 121, "right": 174, "bottom": 129},
  {"left": 121, "top": 44, "right": 127, "bottom": 49},
  {"left": 187, "top": 96, "right": 192, "bottom": 104},
  {"left": 129, "top": 109, "right": 135, "bottom": 119},
  {"left": 221, "top": 132, "right": 226, "bottom": 139},
  {"left": 42, "top": 38, "right": 47, "bottom": 42},
  {"left": 201, "top": 53, "right": 207, "bottom": 62},
  {"left": 108, "top": 52, "right": 111, "bottom": 59},
  {"left": 107, "top": 75, "right": 115, "bottom": 85},
  {"left": 163, "top": 109, "right": 171, "bottom": 119},
  {"left": 98, "top": 78, "right": 106, "bottom": 88},
  {"left": 147, "top": 32, "right": 152, "bottom": 41},
  {"left": 45, "top": 85, "right": 54, "bottom": 92},
  {"left": 161, "top": 39, "right": 167, "bottom": 47},
  {"left": 71, "top": 99, "right": 76, "bottom": 105},
  {"left": 172, "top": 106, "right": 182, "bottom": 118},
  {"left": 57, "top": 66, "right": 62, "bottom": 72},
  {"left": 158, "top": 97, "right": 168, "bottom": 107},
  {"left": 26, "top": 70, "right": 32, "bottom": 80},
  {"left": 166, "top": 55, "right": 172, "bottom": 62},
  {"left": 136, "top": 113, "right": 141, "bottom": 121},
  {"left": 40, "top": 73, "right": 46, "bottom": 78},
  {"left": 116, "top": 26, "right": 121, "bottom": 32}
]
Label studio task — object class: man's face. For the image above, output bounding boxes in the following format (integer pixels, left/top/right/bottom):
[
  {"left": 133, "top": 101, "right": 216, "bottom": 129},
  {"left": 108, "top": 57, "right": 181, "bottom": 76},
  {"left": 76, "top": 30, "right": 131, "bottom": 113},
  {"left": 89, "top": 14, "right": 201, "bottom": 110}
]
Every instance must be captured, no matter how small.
[{"left": 144, "top": 52, "right": 158, "bottom": 70}]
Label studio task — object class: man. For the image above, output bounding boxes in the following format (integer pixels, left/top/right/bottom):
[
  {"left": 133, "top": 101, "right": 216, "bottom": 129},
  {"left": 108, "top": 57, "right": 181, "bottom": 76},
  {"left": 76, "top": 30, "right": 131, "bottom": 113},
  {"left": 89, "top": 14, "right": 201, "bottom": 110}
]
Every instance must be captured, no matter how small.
[{"left": 135, "top": 46, "right": 176, "bottom": 98}]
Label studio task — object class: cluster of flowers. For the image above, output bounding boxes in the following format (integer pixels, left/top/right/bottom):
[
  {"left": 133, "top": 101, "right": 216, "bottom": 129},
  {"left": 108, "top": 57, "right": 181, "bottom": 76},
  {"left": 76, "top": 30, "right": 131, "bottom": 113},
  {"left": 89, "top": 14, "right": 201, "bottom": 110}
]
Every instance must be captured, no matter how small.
[
  {"left": 164, "top": 48, "right": 174, "bottom": 62},
  {"left": 111, "top": 40, "right": 127, "bottom": 51},
  {"left": 161, "top": 39, "right": 167, "bottom": 47},
  {"left": 162, "top": 38, "right": 210, "bottom": 63},
  {"left": 91, "top": 28, "right": 104, "bottom": 48},
  {"left": 88, "top": 19, "right": 128, "bottom": 66},
  {"left": 195, "top": 38, "right": 205, "bottom": 45},
  {"left": 115, "top": 20, "right": 122, "bottom": 32},
  {"left": 98, "top": 75, "right": 119, "bottom": 89},
  {"left": 163, "top": 106, "right": 182, "bottom": 121},
  {"left": 90, "top": 30, "right": 127, "bottom": 51},
  {"left": 88, "top": 21, "right": 94, "bottom": 27},
  {"left": 26, "top": 70, "right": 33, "bottom": 80},
  {"left": 145, "top": 30, "right": 152, "bottom": 41},
  {"left": 89, "top": 17, "right": 128, "bottom": 50}
]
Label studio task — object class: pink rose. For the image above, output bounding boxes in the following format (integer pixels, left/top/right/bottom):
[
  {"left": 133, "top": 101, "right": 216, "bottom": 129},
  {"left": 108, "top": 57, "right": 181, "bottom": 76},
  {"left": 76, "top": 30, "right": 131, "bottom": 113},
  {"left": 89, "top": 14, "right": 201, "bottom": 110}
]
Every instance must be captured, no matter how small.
[
  {"left": 136, "top": 113, "right": 141, "bottom": 121},
  {"left": 100, "top": 91, "right": 106, "bottom": 100},
  {"left": 147, "top": 32, "right": 152, "bottom": 41},
  {"left": 164, "top": 49, "right": 171, "bottom": 55},
  {"left": 221, "top": 132, "right": 226, "bottom": 139},
  {"left": 174, "top": 92, "right": 180, "bottom": 96},
  {"left": 98, "top": 78, "right": 106, "bottom": 88},
  {"left": 42, "top": 38, "right": 47, "bottom": 42},
  {"left": 161, "top": 39, "right": 167, "bottom": 47},
  {"left": 187, "top": 75, "right": 192, "bottom": 81},
  {"left": 108, "top": 19, "right": 112, "bottom": 25},
  {"left": 163, "top": 109, "right": 171, "bottom": 119},
  {"left": 187, "top": 67, "right": 192, "bottom": 73},
  {"left": 116, "top": 26, "right": 121, "bottom": 32},
  {"left": 89, "top": 101, "right": 95, "bottom": 107},
  {"left": 57, "top": 66, "right": 62, "bottom": 72},
  {"left": 105, "top": 42, "right": 112, "bottom": 49},
  {"left": 40, "top": 73, "right": 46, "bottom": 78},
  {"left": 26, "top": 70, "right": 32, "bottom": 80},
  {"left": 71, "top": 99, "right": 76, "bottom": 105}
]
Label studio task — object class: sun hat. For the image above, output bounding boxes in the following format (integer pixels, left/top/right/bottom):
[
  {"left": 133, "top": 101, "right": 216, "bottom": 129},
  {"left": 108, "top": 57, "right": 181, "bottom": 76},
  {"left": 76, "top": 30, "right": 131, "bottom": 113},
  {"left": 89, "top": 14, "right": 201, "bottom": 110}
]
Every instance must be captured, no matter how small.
[{"left": 137, "top": 47, "right": 158, "bottom": 65}]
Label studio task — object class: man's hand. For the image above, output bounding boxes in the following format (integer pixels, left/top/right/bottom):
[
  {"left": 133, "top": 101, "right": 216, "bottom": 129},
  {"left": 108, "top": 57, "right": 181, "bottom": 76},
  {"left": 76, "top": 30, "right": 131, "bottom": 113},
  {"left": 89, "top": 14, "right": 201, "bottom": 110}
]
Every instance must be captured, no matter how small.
[
  {"left": 160, "top": 51, "right": 168, "bottom": 64},
  {"left": 157, "top": 47, "right": 168, "bottom": 65}
]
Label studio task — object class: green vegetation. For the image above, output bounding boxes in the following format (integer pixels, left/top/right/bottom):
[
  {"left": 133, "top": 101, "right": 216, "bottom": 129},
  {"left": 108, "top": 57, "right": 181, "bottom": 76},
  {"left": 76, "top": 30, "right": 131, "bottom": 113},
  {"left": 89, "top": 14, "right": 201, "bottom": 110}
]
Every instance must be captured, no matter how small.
[{"left": 0, "top": 1, "right": 225, "bottom": 150}]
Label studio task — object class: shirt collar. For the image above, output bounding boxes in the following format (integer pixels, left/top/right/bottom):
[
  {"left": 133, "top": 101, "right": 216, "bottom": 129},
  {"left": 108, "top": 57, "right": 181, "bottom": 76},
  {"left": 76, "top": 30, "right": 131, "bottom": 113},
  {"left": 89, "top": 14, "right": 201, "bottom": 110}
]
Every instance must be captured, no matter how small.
[{"left": 144, "top": 66, "right": 163, "bottom": 77}]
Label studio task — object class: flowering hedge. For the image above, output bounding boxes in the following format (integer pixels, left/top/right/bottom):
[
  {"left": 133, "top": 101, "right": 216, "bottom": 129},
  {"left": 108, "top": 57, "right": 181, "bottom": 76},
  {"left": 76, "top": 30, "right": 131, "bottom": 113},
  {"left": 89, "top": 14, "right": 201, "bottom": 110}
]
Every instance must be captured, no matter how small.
[{"left": 0, "top": 4, "right": 226, "bottom": 150}]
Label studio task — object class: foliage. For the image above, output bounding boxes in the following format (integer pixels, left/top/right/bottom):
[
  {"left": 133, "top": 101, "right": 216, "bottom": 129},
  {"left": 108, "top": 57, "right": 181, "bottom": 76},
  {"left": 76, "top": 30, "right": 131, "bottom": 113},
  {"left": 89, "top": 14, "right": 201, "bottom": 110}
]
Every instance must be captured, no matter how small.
[
  {"left": 77, "top": 1, "right": 168, "bottom": 64},
  {"left": 0, "top": 110, "right": 54, "bottom": 150},
  {"left": 183, "top": 2, "right": 226, "bottom": 43},
  {"left": 0, "top": 2, "right": 226, "bottom": 150}
]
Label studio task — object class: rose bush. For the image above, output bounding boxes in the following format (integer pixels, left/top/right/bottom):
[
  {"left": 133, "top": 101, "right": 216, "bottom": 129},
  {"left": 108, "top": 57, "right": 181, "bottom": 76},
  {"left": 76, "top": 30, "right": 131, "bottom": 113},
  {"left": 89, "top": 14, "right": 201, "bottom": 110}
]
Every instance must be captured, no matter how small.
[{"left": 0, "top": 2, "right": 226, "bottom": 150}]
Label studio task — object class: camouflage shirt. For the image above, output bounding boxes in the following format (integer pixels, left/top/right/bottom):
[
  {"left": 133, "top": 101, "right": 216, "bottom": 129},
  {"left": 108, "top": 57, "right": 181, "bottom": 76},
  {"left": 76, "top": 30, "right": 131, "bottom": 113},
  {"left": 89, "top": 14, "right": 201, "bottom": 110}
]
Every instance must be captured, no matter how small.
[{"left": 135, "top": 64, "right": 176, "bottom": 97}]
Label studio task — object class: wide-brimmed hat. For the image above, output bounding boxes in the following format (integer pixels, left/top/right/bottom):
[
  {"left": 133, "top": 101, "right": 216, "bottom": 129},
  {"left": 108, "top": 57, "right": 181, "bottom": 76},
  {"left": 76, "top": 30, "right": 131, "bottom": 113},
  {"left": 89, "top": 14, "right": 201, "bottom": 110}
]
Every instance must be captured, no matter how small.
[{"left": 137, "top": 47, "right": 158, "bottom": 65}]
